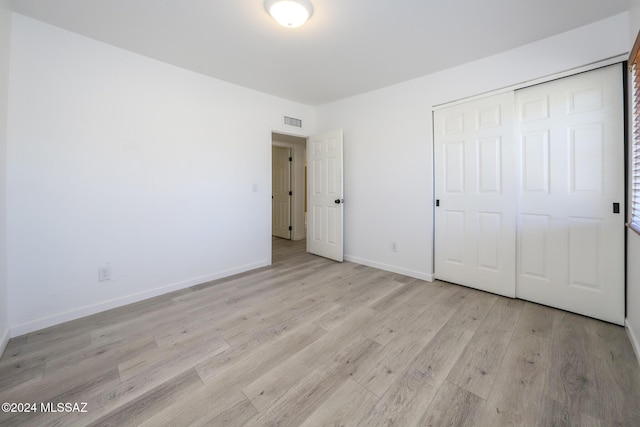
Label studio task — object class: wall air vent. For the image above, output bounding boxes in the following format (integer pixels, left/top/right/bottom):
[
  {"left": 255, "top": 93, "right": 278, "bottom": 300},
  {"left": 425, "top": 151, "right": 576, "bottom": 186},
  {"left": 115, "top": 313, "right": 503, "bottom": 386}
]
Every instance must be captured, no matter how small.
[{"left": 283, "top": 116, "right": 302, "bottom": 128}]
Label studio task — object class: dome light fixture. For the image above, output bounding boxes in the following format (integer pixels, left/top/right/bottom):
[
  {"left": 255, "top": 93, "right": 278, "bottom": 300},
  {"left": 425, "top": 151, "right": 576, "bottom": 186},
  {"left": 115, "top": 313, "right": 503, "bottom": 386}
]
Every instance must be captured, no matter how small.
[{"left": 264, "top": 0, "right": 314, "bottom": 28}]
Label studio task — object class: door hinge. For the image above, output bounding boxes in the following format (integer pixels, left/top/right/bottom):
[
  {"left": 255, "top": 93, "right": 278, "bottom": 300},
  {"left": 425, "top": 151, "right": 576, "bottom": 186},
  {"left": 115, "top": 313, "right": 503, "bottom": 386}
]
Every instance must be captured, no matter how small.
[
  {"left": 613, "top": 202, "right": 620, "bottom": 214},
  {"left": 289, "top": 157, "right": 292, "bottom": 162},
  {"left": 289, "top": 191, "right": 293, "bottom": 196},
  {"left": 288, "top": 226, "right": 292, "bottom": 231},
  {"left": 436, "top": 199, "right": 440, "bottom": 207}
]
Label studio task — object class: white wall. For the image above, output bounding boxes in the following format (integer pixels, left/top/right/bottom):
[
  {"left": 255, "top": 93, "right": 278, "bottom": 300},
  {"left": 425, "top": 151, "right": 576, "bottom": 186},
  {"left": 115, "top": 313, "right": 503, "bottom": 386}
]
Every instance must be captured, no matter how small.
[
  {"left": 631, "top": 0, "right": 640, "bottom": 46},
  {"left": 7, "top": 14, "right": 315, "bottom": 336},
  {"left": 0, "top": 0, "right": 10, "bottom": 354},
  {"left": 4, "top": 10, "right": 635, "bottom": 341},
  {"left": 627, "top": 0, "right": 640, "bottom": 362},
  {"left": 316, "top": 13, "right": 629, "bottom": 281}
]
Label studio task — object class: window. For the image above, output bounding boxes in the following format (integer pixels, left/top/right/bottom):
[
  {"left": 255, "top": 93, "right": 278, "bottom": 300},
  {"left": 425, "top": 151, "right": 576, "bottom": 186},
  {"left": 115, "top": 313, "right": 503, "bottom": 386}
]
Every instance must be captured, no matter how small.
[{"left": 630, "top": 34, "right": 640, "bottom": 234}]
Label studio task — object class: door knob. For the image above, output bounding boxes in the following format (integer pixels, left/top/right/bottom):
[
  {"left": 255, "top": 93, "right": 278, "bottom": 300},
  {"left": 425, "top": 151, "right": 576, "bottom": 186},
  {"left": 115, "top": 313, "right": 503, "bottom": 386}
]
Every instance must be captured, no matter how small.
[{"left": 335, "top": 199, "right": 344, "bottom": 204}]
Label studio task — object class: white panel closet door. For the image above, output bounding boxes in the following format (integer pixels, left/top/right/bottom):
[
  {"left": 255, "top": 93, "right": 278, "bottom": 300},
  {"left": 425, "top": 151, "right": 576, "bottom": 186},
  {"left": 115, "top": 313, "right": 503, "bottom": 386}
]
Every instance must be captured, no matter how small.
[
  {"left": 434, "top": 92, "right": 517, "bottom": 297},
  {"left": 515, "top": 65, "right": 625, "bottom": 325}
]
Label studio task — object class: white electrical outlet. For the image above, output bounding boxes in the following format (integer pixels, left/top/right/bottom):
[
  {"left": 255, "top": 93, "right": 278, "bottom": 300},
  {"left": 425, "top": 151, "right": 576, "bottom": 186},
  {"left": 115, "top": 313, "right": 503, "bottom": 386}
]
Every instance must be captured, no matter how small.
[
  {"left": 98, "top": 266, "right": 111, "bottom": 281},
  {"left": 391, "top": 242, "right": 398, "bottom": 252}
]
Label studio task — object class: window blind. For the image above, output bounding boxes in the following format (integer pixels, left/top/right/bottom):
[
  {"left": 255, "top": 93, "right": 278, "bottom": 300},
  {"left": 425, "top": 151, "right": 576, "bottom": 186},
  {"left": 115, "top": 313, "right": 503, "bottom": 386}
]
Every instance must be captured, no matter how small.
[{"left": 630, "top": 35, "right": 640, "bottom": 234}]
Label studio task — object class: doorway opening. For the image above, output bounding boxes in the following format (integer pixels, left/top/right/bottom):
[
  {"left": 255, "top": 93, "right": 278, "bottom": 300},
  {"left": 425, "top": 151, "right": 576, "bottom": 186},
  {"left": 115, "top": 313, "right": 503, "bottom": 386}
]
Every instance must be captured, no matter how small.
[{"left": 272, "top": 132, "right": 307, "bottom": 256}]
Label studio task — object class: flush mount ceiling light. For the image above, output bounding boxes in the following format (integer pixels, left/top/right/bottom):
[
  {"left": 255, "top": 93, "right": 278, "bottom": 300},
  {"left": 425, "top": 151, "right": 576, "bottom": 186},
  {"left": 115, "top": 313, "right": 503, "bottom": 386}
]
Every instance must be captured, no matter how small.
[{"left": 264, "top": 0, "right": 314, "bottom": 28}]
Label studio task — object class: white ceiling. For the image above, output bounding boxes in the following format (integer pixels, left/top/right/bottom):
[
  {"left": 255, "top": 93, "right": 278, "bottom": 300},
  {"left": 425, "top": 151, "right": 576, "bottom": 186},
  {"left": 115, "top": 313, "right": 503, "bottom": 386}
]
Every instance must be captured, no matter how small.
[{"left": 10, "top": 0, "right": 630, "bottom": 106}]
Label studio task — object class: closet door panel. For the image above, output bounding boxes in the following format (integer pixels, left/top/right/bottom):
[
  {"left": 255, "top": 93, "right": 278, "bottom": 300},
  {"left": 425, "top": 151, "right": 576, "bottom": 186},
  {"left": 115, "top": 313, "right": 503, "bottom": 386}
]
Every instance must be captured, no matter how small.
[
  {"left": 434, "top": 92, "right": 517, "bottom": 297},
  {"left": 515, "top": 64, "right": 625, "bottom": 325}
]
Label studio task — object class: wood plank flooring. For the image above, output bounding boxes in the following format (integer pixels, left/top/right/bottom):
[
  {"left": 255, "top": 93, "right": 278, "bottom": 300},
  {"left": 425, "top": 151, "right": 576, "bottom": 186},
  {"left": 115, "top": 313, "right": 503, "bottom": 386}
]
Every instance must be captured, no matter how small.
[{"left": 1, "top": 237, "right": 639, "bottom": 426}]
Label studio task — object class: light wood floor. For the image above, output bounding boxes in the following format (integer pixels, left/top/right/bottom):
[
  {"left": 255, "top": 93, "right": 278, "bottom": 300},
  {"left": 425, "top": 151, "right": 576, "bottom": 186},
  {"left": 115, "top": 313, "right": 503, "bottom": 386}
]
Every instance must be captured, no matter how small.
[{"left": 1, "top": 238, "right": 639, "bottom": 426}]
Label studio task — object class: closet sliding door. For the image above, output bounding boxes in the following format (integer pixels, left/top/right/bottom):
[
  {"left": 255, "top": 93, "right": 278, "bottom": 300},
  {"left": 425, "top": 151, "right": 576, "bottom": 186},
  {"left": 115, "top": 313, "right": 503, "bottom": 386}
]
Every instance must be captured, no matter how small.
[
  {"left": 515, "top": 65, "right": 625, "bottom": 325},
  {"left": 434, "top": 64, "right": 625, "bottom": 324},
  {"left": 434, "top": 92, "right": 517, "bottom": 297}
]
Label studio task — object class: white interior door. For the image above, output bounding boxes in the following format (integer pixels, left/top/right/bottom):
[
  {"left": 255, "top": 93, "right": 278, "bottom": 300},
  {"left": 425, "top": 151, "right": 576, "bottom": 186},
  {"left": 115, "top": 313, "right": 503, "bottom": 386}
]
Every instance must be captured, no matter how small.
[
  {"left": 272, "top": 146, "right": 291, "bottom": 239},
  {"left": 307, "top": 129, "right": 343, "bottom": 261},
  {"left": 434, "top": 92, "right": 517, "bottom": 297},
  {"left": 515, "top": 65, "right": 625, "bottom": 325}
]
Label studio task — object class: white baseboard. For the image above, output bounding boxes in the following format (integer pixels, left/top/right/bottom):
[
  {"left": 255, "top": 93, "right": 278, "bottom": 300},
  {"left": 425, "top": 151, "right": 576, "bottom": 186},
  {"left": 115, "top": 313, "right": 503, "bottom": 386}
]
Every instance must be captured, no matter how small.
[
  {"left": 0, "top": 326, "right": 9, "bottom": 358},
  {"left": 344, "top": 255, "right": 434, "bottom": 282},
  {"left": 626, "top": 319, "right": 640, "bottom": 367},
  {"left": 9, "top": 260, "right": 269, "bottom": 337}
]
